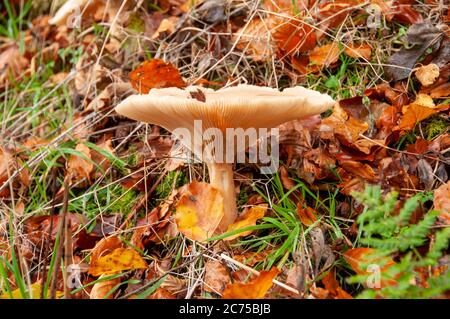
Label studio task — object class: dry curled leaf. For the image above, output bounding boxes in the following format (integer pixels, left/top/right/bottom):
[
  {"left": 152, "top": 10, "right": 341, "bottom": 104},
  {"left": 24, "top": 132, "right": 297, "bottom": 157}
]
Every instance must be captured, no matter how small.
[
  {"left": 415, "top": 64, "right": 440, "bottom": 87},
  {"left": 89, "top": 248, "right": 148, "bottom": 276},
  {"left": 174, "top": 181, "right": 224, "bottom": 242},
  {"left": 129, "top": 59, "right": 186, "bottom": 94},
  {"left": 222, "top": 267, "right": 279, "bottom": 299},
  {"left": 224, "top": 205, "right": 267, "bottom": 241}
]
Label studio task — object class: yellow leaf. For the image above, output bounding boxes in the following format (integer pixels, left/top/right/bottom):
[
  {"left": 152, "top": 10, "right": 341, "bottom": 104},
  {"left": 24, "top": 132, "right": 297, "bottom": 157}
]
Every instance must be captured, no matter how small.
[
  {"left": 89, "top": 248, "right": 148, "bottom": 276},
  {"left": 224, "top": 205, "right": 266, "bottom": 241},
  {"left": 174, "top": 181, "right": 224, "bottom": 242},
  {"left": 222, "top": 268, "right": 279, "bottom": 299},
  {"left": 415, "top": 64, "right": 439, "bottom": 87},
  {"left": 0, "top": 282, "right": 63, "bottom": 299}
]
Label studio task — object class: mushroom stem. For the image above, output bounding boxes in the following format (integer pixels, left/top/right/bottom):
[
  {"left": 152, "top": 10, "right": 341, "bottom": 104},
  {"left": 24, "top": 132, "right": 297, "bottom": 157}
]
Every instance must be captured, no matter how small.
[{"left": 206, "top": 162, "right": 237, "bottom": 231}]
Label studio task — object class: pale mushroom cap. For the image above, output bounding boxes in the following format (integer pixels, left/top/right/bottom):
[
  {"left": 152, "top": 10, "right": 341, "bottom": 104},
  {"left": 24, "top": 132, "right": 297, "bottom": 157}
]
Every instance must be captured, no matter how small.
[{"left": 115, "top": 84, "right": 335, "bottom": 133}]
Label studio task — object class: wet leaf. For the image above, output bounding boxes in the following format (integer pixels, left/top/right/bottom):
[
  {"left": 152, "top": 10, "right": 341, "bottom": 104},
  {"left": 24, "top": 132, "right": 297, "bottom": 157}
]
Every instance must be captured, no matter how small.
[
  {"left": 224, "top": 205, "right": 267, "bottom": 241},
  {"left": 222, "top": 267, "right": 279, "bottom": 299},
  {"left": 174, "top": 181, "right": 224, "bottom": 242},
  {"left": 129, "top": 59, "right": 186, "bottom": 94},
  {"left": 89, "top": 248, "right": 148, "bottom": 276}
]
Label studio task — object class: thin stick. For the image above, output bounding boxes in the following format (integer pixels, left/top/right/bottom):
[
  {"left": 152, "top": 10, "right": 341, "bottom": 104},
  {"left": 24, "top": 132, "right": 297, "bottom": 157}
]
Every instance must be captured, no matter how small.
[{"left": 219, "top": 253, "right": 300, "bottom": 295}]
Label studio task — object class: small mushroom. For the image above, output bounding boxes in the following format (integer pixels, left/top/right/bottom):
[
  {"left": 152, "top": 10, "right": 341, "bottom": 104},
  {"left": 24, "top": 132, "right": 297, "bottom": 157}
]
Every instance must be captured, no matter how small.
[{"left": 115, "top": 85, "right": 334, "bottom": 231}]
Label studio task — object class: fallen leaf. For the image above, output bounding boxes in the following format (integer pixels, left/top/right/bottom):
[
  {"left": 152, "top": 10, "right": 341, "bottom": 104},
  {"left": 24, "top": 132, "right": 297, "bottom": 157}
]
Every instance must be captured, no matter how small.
[
  {"left": 234, "top": 17, "right": 275, "bottom": 61},
  {"left": 340, "top": 161, "right": 378, "bottom": 181},
  {"left": 309, "top": 43, "right": 340, "bottom": 67},
  {"left": 129, "top": 59, "right": 186, "bottom": 94},
  {"left": 322, "top": 269, "right": 352, "bottom": 299},
  {"left": 415, "top": 64, "right": 440, "bottom": 87},
  {"left": 0, "top": 44, "right": 29, "bottom": 86},
  {"left": 385, "top": 23, "right": 444, "bottom": 81},
  {"left": 152, "top": 17, "right": 178, "bottom": 39},
  {"left": 434, "top": 181, "right": 450, "bottom": 224},
  {"left": 394, "top": 96, "right": 443, "bottom": 131},
  {"left": 204, "top": 260, "right": 231, "bottom": 294},
  {"left": 224, "top": 205, "right": 267, "bottom": 241},
  {"left": 90, "top": 274, "right": 121, "bottom": 299},
  {"left": 271, "top": 17, "right": 316, "bottom": 55},
  {"left": 90, "top": 236, "right": 123, "bottom": 263},
  {"left": 296, "top": 205, "right": 318, "bottom": 226},
  {"left": 0, "top": 282, "right": 63, "bottom": 299},
  {"left": 66, "top": 143, "right": 94, "bottom": 184},
  {"left": 174, "top": 181, "right": 224, "bottom": 242},
  {"left": 344, "top": 43, "right": 372, "bottom": 60},
  {"left": 222, "top": 267, "right": 279, "bottom": 299},
  {"left": 89, "top": 248, "right": 148, "bottom": 276},
  {"left": 344, "top": 247, "right": 397, "bottom": 288},
  {"left": 393, "top": 2, "right": 423, "bottom": 25}
]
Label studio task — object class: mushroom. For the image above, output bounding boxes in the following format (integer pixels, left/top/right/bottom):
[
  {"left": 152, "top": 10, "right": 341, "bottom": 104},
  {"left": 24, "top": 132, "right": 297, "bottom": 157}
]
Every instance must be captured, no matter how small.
[{"left": 115, "top": 85, "right": 334, "bottom": 231}]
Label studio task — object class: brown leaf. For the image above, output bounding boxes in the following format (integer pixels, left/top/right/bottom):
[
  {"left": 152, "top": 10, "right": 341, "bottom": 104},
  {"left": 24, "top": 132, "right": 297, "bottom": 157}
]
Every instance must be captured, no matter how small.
[
  {"left": 344, "top": 248, "right": 397, "bottom": 288},
  {"left": 271, "top": 17, "right": 316, "bottom": 56},
  {"left": 415, "top": 63, "right": 440, "bottom": 87},
  {"left": 224, "top": 205, "right": 267, "bottom": 241},
  {"left": 90, "top": 236, "right": 123, "bottom": 264},
  {"left": 309, "top": 43, "right": 340, "bottom": 67},
  {"left": 394, "top": 96, "right": 443, "bottom": 131},
  {"left": 322, "top": 269, "right": 353, "bottom": 299},
  {"left": 296, "top": 205, "right": 318, "bottom": 226},
  {"left": 0, "top": 44, "right": 29, "bottom": 85},
  {"left": 385, "top": 23, "right": 443, "bottom": 81},
  {"left": 344, "top": 43, "right": 372, "bottom": 60},
  {"left": 204, "top": 260, "right": 231, "bottom": 294},
  {"left": 222, "top": 267, "right": 279, "bottom": 299},
  {"left": 340, "top": 160, "right": 378, "bottom": 182},
  {"left": 129, "top": 59, "right": 186, "bottom": 94},
  {"left": 174, "top": 181, "right": 224, "bottom": 242},
  {"left": 234, "top": 17, "right": 275, "bottom": 62},
  {"left": 434, "top": 181, "right": 450, "bottom": 224},
  {"left": 90, "top": 274, "right": 121, "bottom": 299},
  {"left": 66, "top": 143, "right": 94, "bottom": 184}
]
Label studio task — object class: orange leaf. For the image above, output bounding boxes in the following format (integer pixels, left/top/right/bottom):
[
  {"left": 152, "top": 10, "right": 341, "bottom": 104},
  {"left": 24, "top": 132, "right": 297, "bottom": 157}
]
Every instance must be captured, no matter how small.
[
  {"left": 222, "top": 268, "right": 279, "bottom": 299},
  {"left": 434, "top": 181, "right": 450, "bottom": 225},
  {"left": 174, "top": 181, "right": 224, "bottom": 242},
  {"left": 344, "top": 43, "right": 372, "bottom": 60},
  {"left": 322, "top": 269, "right": 353, "bottom": 299},
  {"left": 344, "top": 248, "right": 397, "bottom": 288},
  {"left": 394, "top": 104, "right": 439, "bottom": 131},
  {"left": 234, "top": 17, "right": 275, "bottom": 62},
  {"left": 89, "top": 248, "right": 148, "bottom": 276},
  {"left": 224, "top": 205, "right": 267, "bottom": 241},
  {"left": 296, "top": 205, "right": 318, "bottom": 226},
  {"left": 66, "top": 143, "right": 94, "bottom": 184},
  {"left": 90, "top": 274, "right": 121, "bottom": 299},
  {"left": 271, "top": 17, "right": 316, "bottom": 55},
  {"left": 309, "top": 43, "right": 340, "bottom": 67},
  {"left": 129, "top": 59, "right": 186, "bottom": 94}
]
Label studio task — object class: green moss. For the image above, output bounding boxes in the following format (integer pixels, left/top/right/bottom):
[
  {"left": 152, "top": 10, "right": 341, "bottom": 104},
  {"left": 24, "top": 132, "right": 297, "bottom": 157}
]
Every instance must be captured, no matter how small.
[
  {"left": 425, "top": 116, "right": 448, "bottom": 140},
  {"left": 156, "top": 170, "right": 188, "bottom": 199}
]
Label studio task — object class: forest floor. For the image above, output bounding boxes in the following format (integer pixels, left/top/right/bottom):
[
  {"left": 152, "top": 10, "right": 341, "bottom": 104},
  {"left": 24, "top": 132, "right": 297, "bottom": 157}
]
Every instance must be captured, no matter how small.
[{"left": 0, "top": 0, "right": 449, "bottom": 299}]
